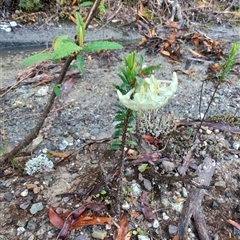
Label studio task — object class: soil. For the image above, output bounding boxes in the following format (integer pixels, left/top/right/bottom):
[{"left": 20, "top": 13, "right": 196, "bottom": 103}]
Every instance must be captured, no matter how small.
[{"left": 0, "top": 18, "right": 240, "bottom": 240}]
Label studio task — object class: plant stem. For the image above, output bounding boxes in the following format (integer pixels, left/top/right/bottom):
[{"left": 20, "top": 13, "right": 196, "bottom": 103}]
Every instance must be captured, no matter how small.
[{"left": 117, "top": 108, "right": 131, "bottom": 214}]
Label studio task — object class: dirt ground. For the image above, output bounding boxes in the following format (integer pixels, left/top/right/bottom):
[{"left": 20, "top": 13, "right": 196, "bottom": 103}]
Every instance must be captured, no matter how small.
[{"left": 0, "top": 3, "right": 240, "bottom": 240}]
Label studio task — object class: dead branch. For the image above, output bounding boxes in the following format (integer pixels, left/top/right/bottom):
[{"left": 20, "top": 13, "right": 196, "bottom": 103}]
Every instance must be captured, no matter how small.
[{"left": 177, "top": 157, "right": 216, "bottom": 240}]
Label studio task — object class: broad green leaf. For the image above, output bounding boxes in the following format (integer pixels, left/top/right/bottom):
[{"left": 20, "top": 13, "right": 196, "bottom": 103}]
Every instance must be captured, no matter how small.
[
  {"left": 79, "top": 1, "right": 93, "bottom": 7},
  {"left": 138, "top": 163, "right": 149, "bottom": 173},
  {"left": 83, "top": 41, "right": 123, "bottom": 52},
  {"left": 21, "top": 52, "right": 53, "bottom": 67},
  {"left": 52, "top": 35, "right": 82, "bottom": 60},
  {"left": 53, "top": 84, "right": 61, "bottom": 96},
  {"left": 72, "top": 55, "right": 85, "bottom": 73}
]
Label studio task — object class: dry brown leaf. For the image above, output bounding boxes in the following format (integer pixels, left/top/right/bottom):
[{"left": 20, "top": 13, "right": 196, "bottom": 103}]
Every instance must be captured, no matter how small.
[
  {"left": 160, "top": 50, "right": 170, "bottom": 56},
  {"left": 49, "top": 151, "right": 69, "bottom": 158},
  {"left": 115, "top": 215, "right": 129, "bottom": 240},
  {"left": 168, "top": 28, "right": 177, "bottom": 44}
]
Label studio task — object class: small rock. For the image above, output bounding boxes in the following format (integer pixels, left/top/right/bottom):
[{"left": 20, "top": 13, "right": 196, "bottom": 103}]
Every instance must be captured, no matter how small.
[
  {"left": 233, "top": 227, "right": 240, "bottom": 236},
  {"left": 59, "top": 139, "right": 69, "bottom": 150},
  {"left": 27, "top": 219, "right": 37, "bottom": 230},
  {"left": 122, "top": 201, "right": 130, "bottom": 210},
  {"left": 16, "top": 219, "right": 27, "bottom": 227},
  {"left": 5, "top": 27, "right": 11, "bottom": 32},
  {"left": 223, "top": 155, "right": 232, "bottom": 161},
  {"left": 214, "top": 180, "right": 226, "bottom": 188},
  {"left": 236, "top": 204, "right": 240, "bottom": 213},
  {"left": 130, "top": 182, "right": 142, "bottom": 197},
  {"left": 20, "top": 200, "right": 31, "bottom": 210},
  {"left": 182, "top": 187, "right": 188, "bottom": 198},
  {"left": 30, "top": 202, "right": 43, "bottom": 214},
  {"left": 162, "top": 212, "right": 169, "bottom": 220},
  {"left": 168, "top": 224, "right": 178, "bottom": 236},
  {"left": 20, "top": 189, "right": 28, "bottom": 197},
  {"left": 211, "top": 201, "right": 219, "bottom": 210},
  {"left": 162, "top": 160, "right": 175, "bottom": 172},
  {"left": 9, "top": 21, "right": 17, "bottom": 27},
  {"left": 92, "top": 229, "right": 107, "bottom": 239},
  {"left": 17, "top": 227, "right": 25, "bottom": 236},
  {"left": 4, "top": 192, "right": 13, "bottom": 202},
  {"left": 26, "top": 183, "right": 38, "bottom": 190},
  {"left": 36, "top": 86, "right": 49, "bottom": 96},
  {"left": 225, "top": 192, "right": 233, "bottom": 198},
  {"left": 33, "top": 187, "right": 41, "bottom": 194},
  {"left": 138, "top": 236, "right": 150, "bottom": 240},
  {"left": 232, "top": 141, "right": 240, "bottom": 150},
  {"left": 206, "top": 129, "right": 212, "bottom": 134},
  {"left": 152, "top": 219, "right": 159, "bottom": 228}
]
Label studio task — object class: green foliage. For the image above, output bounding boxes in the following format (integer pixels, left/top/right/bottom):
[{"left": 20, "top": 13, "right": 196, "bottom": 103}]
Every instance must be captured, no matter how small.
[
  {"left": 218, "top": 42, "right": 239, "bottom": 83},
  {"left": 22, "top": 12, "right": 122, "bottom": 69},
  {"left": 19, "top": 0, "right": 42, "bottom": 11},
  {"left": 53, "top": 84, "right": 61, "bottom": 96},
  {"left": 138, "top": 163, "right": 149, "bottom": 173},
  {"left": 52, "top": 35, "right": 82, "bottom": 60},
  {"left": 21, "top": 53, "right": 52, "bottom": 67},
  {"left": 109, "top": 52, "right": 161, "bottom": 151}
]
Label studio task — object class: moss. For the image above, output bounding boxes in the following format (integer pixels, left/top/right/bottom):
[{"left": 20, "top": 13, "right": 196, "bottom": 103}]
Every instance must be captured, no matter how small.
[{"left": 18, "top": 0, "right": 42, "bottom": 11}]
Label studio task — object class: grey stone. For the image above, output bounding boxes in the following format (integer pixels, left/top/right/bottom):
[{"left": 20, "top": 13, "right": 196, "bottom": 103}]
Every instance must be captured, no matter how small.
[
  {"left": 215, "top": 180, "right": 226, "bottom": 188},
  {"left": 30, "top": 202, "right": 43, "bottom": 214},
  {"left": 27, "top": 219, "right": 37, "bottom": 230},
  {"left": 138, "top": 236, "right": 150, "bottom": 240},
  {"left": 16, "top": 219, "right": 27, "bottom": 227},
  {"left": 168, "top": 224, "right": 178, "bottom": 236},
  {"left": 130, "top": 182, "right": 142, "bottom": 197},
  {"left": 4, "top": 192, "right": 13, "bottom": 202},
  {"left": 19, "top": 201, "right": 31, "bottom": 210},
  {"left": 162, "top": 160, "right": 175, "bottom": 172}
]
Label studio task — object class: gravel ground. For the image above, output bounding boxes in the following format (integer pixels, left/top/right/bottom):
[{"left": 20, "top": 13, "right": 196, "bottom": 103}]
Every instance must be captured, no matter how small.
[{"left": 0, "top": 23, "right": 240, "bottom": 240}]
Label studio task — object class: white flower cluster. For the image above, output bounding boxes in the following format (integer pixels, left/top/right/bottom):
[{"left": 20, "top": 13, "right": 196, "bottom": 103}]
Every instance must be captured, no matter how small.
[
  {"left": 117, "top": 72, "right": 178, "bottom": 111},
  {"left": 25, "top": 154, "right": 54, "bottom": 175}
]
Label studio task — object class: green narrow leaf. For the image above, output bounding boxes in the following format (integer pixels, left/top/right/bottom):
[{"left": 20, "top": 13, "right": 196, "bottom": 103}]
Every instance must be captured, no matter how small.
[
  {"left": 53, "top": 84, "right": 61, "bottom": 96},
  {"left": 75, "top": 12, "right": 85, "bottom": 46},
  {"left": 21, "top": 52, "right": 53, "bottom": 67},
  {"left": 79, "top": 1, "right": 93, "bottom": 7},
  {"left": 125, "top": 140, "right": 137, "bottom": 146},
  {"left": 52, "top": 35, "right": 82, "bottom": 60},
  {"left": 83, "top": 41, "right": 123, "bottom": 52},
  {"left": 114, "top": 113, "right": 126, "bottom": 121},
  {"left": 112, "top": 130, "right": 123, "bottom": 138}
]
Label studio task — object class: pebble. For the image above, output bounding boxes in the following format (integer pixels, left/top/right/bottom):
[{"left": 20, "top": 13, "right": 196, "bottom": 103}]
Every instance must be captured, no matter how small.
[
  {"left": 130, "top": 182, "right": 142, "bottom": 197},
  {"left": 122, "top": 201, "right": 130, "bottom": 210},
  {"left": 59, "top": 139, "right": 69, "bottom": 150},
  {"left": 232, "top": 141, "right": 240, "bottom": 150},
  {"left": 182, "top": 187, "right": 188, "bottom": 198},
  {"left": 138, "top": 236, "right": 150, "bottom": 240},
  {"left": 162, "top": 160, "right": 175, "bottom": 172},
  {"left": 4, "top": 192, "right": 13, "bottom": 202},
  {"left": 27, "top": 219, "right": 37, "bottom": 230},
  {"left": 225, "top": 192, "right": 233, "bottom": 198},
  {"left": 168, "top": 224, "right": 178, "bottom": 236},
  {"left": 16, "top": 219, "right": 27, "bottom": 227},
  {"left": 26, "top": 183, "right": 38, "bottom": 189},
  {"left": 233, "top": 227, "right": 240, "bottom": 236},
  {"left": 20, "top": 189, "right": 28, "bottom": 197},
  {"left": 92, "top": 229, "right": 107, "bottom": 239},
  {"left": 30, "top": 202, "right": 43, "bottom": 214},
  {"left": 17, "top": 227, "right": 25, "bottom": 236},
  {"left": 214, "top": 181, "right": 226, "bottom": 188},
  {"left": 152, "top": 219, "right": 159, "bottom": 228},
  {"left": 162, "top": 212, "right": 169, "bottom": 220},
  {"left": 236, "top": 204, "right": 240, "bottom": 213},
  {"left": 223, "top": 155, "right": 232, "bottom": 161},
  {"left": 211, "top": 201, "right": 219, "bottom": 210},
  {"left": 36, "top": 86, "right": 49, "bottom": 96},
  {"left": 20, "top": 200, "right": 31, "bottom": 210},
  {"left": 9, "top": 21, "right": 17, "bottom": 27}
]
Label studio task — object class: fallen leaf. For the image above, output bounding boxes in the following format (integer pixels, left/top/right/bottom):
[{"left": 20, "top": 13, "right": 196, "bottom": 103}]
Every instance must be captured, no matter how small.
[
  {"left": 49, "top": 206, "right": 64, "bottom": 229},
  {"left": 160, "top": 50, "right": 170, "bottom": 56},
  {"left": 226, "top": 219, "right": 240, "bottom": 230},
  {"left": 114, "top": 214, "right": 129, "bottom": 240},
  {"left": 49, "top": 151, "right": 69, "bottom": 158}
]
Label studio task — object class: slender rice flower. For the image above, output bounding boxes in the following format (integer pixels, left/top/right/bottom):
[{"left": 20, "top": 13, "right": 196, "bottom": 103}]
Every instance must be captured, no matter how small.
[{"left": 117, "top": 72, "right": 178, "bottom": 111}]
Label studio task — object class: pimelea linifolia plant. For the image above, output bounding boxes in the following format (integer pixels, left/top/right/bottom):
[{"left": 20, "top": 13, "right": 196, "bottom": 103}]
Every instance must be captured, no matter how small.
[{"left": 110, "top": 51, "right": 178, "bottom": 213}]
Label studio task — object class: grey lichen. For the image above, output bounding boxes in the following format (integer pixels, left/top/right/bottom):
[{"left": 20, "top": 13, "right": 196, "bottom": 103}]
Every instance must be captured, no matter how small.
[{"left": 25, "top": 154, "right": 54, "bottom": 175}]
